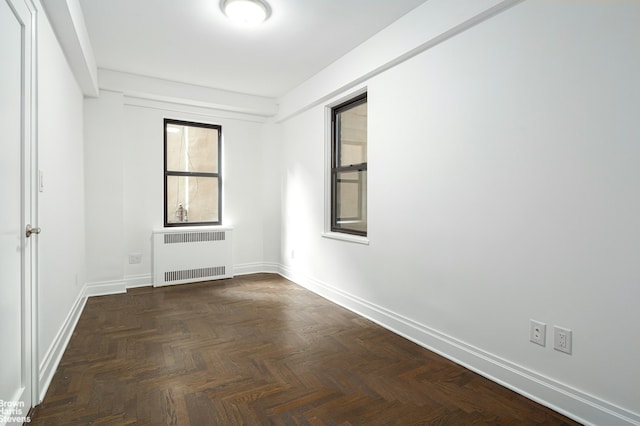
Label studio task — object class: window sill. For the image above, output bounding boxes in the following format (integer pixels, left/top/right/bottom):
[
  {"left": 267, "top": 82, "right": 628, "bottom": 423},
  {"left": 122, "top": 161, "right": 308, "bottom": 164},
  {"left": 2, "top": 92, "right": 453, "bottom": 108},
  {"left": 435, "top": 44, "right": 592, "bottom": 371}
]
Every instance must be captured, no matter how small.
[{"left": 322, "top": 232, "right": 369, "bottom": 245}]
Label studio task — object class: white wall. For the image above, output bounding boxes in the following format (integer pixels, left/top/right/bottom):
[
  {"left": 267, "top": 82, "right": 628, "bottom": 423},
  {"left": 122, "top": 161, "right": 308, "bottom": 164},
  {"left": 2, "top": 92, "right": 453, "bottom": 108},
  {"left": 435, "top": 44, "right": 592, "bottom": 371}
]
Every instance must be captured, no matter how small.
[
  {"left": 36, "top": 2, "right": 86, "bottom": 398},
  {"left": 260, "top": 121, "right": 283, "bottom": 267},
  {"left": 277, "top": 1, "right": 640, "bottom": 425},
  {"left": 84, "top": 82, "right": 282, "bottom": 289},
  {"left": 84, "top": 90, "right": 125, "bottom": 286}
]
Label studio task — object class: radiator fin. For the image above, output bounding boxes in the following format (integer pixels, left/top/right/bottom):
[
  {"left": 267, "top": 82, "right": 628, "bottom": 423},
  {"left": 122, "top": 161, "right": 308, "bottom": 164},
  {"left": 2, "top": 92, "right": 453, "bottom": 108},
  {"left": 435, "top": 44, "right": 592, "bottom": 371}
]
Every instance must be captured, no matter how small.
[
  {"left": 164, "top": 231, "right": 226, "bottom": 244},
  {"left": 164, "top": 266, "right": 226, "bottom": 283}
]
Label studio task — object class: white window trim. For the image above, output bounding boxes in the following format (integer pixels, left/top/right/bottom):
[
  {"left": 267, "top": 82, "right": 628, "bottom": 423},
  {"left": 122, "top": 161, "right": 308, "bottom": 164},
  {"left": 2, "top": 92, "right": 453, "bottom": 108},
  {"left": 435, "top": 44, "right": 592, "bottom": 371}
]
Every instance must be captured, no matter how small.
[
  {"left": 322, "top": 230, "right": 370, "bottom": 245},
  {"left": 322, "top": 86, "right": 369, "bottom": 245}
]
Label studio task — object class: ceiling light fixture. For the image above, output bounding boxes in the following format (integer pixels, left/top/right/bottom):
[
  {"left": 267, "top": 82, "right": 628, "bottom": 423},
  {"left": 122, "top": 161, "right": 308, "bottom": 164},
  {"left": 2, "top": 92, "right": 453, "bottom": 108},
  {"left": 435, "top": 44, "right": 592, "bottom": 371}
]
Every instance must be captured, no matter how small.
[{"left": 221, "top": 0, "right": 271, "bottom": 26}]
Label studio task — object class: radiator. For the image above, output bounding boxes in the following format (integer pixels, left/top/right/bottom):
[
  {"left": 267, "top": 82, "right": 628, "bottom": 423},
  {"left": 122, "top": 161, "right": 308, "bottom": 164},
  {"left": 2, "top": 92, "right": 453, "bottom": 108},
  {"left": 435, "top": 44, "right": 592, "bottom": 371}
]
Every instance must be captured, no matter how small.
[{"left": 152, "top": 227, "right": 233, "bottom": 287}]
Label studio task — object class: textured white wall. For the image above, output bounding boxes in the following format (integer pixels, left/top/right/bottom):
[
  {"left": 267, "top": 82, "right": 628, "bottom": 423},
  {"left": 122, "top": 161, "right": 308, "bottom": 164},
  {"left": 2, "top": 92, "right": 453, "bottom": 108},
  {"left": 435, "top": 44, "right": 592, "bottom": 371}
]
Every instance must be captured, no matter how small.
[
  {"left": 121, "top": 103, "right": 270, "bottom": 277},
  {"left": 84, "top": 91, "right": 125, "bottom": 284},
  {"left": 260, "top": 122, "right": 283, "bottom": 266},
  {"left": 84, "top": 92, "right": 280, "bottom": 287},
  {"left": 37, "top": 8, "right": 86, "bottom": 374},
  {"left": 278, "top": 1, "right": 640, "bottom": 424}
]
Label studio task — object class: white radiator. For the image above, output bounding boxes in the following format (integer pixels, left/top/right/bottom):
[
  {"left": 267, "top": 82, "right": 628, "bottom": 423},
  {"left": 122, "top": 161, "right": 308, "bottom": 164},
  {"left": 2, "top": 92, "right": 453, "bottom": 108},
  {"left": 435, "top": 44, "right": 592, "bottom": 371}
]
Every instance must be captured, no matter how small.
[{"left": 152, "top": 227, "right": 233, "bottom": 287}]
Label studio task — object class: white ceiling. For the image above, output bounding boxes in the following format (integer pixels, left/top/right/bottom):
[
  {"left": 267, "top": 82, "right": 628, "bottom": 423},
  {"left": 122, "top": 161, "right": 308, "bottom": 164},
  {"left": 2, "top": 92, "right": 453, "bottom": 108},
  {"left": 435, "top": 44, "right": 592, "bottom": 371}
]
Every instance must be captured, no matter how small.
[{"left": 78, "top": 0, "right": 428, "bottom": 98}]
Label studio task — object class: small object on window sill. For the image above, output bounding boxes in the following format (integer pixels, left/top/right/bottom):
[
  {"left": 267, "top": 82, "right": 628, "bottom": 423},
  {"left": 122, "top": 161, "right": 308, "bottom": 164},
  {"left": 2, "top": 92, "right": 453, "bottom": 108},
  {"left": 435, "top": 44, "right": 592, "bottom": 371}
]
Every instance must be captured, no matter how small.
[{"left": 175, "top": 203, "right": 188, "bottom": 222}]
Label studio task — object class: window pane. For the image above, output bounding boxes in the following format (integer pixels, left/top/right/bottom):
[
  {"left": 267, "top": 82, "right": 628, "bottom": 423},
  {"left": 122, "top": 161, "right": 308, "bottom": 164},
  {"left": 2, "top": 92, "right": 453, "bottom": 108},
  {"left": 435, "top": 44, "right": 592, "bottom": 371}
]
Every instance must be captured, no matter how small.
[
  {"left": 338, "top": 102, "right": 367, "bottom": 167},
  {"left": 334, "top": 170, "right": 367, "bottom": 234},
  {"left": 166, "top": 176, "right": 219, "bottom": 223},
  {"left": 166, "top": 124, "right": 218, "bottom": 173}
]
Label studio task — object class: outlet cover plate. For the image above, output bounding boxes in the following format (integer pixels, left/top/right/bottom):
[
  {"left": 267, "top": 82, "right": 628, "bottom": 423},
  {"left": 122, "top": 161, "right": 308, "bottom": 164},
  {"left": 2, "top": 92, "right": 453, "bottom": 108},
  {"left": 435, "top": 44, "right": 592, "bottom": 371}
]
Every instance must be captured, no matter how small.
[
  {"left": 554, "top": 326, "right": 572, "bottom": 354},
  {"left": 529, "top": 319, "right": 546, "bottom": 346}
]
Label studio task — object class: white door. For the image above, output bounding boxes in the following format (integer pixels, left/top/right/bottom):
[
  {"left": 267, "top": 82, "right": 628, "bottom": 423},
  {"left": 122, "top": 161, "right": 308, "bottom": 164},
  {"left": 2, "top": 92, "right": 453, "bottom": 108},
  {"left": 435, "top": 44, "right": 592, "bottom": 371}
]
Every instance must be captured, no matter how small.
[{"left": 0, "top": 0, "right": 36, "bottom": 423}]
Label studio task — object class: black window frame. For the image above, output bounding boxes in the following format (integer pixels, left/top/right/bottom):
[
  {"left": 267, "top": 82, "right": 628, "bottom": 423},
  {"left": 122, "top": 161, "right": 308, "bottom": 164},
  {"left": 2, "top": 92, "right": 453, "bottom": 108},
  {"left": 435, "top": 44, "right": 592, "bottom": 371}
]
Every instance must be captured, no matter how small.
[
  {"left": 331, "top": 92, "right": 368, "bottom": 237},
  {"left": 163, "top": 118, "right": 222, "bottom": 227}
]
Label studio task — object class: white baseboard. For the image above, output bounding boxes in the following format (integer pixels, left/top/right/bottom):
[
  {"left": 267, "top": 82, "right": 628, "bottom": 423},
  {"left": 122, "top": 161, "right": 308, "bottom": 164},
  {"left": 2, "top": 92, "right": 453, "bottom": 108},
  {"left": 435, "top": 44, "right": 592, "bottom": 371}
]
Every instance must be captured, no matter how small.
[
  {"left": 38, "top": 288, "right": 87, "bottom": 403},
  {"left": 125, "top": 274, "right": 152, "bottom": 289},
  {"left": 278, "top": 265, "right": 640, "bottom": 426},
  {"left": 38, "top": 267, "right": 639, "bottom": 425},
  {"left": 84, "top": 279, "right": 127, "bottom": 297},
  {"left": 234, "top": 262, "right": 280, "bottom": 276}
]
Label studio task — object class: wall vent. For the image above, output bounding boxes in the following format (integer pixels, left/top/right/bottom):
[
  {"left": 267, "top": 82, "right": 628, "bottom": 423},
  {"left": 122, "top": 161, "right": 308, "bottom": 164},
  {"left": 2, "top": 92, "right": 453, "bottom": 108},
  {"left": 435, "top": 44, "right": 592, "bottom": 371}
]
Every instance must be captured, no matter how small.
[
  {"left": 164, "top": 231, "right": 226, "bottom": 244},
  {"left": 152, "top": 227, "right": 233, "bottom": 287},
  {"left": 165, "top": 266, "right": 226, "bottom": 283}
]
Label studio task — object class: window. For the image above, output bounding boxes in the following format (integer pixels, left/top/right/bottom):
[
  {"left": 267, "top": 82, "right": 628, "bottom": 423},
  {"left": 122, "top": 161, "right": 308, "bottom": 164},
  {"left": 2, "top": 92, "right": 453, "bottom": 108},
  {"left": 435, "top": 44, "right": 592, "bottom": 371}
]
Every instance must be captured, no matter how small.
[
  {"left": 164, "top": 119, "right": 222, "bottom": 226},
  {"left": 331, "top": 93, "right": 367, "bottom": 236}
]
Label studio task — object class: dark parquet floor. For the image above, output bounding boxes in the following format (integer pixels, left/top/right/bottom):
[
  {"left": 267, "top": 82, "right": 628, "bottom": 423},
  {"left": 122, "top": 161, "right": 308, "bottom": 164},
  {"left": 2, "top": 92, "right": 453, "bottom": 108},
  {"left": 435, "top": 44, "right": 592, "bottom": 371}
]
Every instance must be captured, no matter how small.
[{"left": 30, "top": 273, "right": 580, "bottom": 425}]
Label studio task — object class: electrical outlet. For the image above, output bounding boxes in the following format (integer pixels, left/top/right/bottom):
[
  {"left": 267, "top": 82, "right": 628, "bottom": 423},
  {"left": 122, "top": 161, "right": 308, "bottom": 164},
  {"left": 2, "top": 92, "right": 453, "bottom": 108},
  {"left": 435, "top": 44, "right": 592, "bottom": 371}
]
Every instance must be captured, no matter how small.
[
  {"left": 554, "top": 326, "right": 572, "bottom": 354},
  {"left": 128, "top": 253, "right": 142, "bottom": 264},
  {"left": 529, "top": 320, "right": 546, "bottom": 346}
]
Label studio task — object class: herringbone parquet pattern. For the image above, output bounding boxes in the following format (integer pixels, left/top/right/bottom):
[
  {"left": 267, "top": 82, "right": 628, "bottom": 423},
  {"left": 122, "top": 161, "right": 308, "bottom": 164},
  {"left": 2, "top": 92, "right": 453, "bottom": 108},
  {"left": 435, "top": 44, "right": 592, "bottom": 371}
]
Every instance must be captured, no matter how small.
[{"left": 30, "top": 274, "right": 580, "bottom": 425}]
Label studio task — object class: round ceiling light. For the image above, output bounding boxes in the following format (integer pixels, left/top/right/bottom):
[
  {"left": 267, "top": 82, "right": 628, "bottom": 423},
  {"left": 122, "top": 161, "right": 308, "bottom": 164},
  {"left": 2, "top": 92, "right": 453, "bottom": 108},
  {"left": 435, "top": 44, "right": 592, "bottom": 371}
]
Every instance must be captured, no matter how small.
[{"left": 221, "top": 0, "right": 271, "bottom": 26}]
